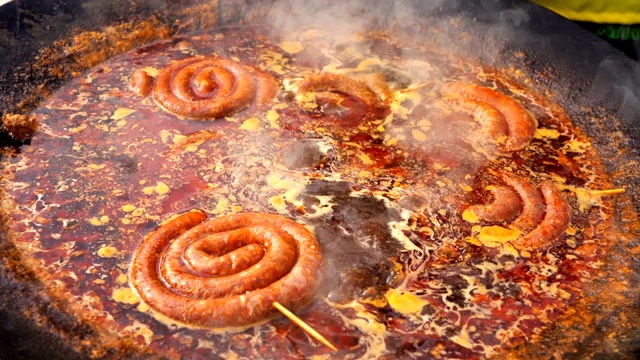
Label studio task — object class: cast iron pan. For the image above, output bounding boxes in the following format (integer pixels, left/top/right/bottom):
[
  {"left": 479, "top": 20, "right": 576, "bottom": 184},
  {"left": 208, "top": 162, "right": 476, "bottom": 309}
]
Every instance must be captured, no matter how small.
[{"left": 1, "top": 0, "right": 639, "bottom": 359}]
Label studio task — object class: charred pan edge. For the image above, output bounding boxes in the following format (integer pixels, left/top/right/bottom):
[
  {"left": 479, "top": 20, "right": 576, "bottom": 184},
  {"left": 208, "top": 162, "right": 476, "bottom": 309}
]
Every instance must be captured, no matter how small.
[
  {"left": 0, "top": 0, "right": 278, "bottom": 123},
  {"left": 437, "top": 21, "right": 640, "bottom": 358},
  {"left": 0, "top": 181, "right": 153, "bottom": 358}
]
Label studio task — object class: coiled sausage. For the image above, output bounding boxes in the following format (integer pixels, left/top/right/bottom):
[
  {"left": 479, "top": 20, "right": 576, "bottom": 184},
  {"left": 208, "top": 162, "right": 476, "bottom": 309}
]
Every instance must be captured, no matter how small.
[{"left": 130, "top": 210, "right": 323, "bottom": 328}]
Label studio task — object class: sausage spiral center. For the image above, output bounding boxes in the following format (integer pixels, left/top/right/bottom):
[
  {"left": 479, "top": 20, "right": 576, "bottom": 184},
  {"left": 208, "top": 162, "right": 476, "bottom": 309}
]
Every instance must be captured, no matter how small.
[
  {"left": 130, "top": 210, "right": 323, "bottom": 328},
  {"left": 153, "top": 58, "right": 278, "bottom": 120}
]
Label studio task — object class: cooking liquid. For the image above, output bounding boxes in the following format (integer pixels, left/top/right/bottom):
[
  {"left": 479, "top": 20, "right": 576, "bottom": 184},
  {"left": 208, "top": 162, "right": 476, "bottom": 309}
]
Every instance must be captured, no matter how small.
[{"left": 2, "top": 26, "right": 616, "bottom": 359}]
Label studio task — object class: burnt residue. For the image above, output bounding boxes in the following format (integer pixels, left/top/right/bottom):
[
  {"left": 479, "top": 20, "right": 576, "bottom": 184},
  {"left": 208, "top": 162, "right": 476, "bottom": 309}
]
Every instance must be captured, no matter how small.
[
  {"left": 441, "top": 274, "right": 470, "bottom": 308},
  {"left": 0, "top": 0, "right": 253, "bottom": 135},
  {"left": 113, "top": 154, "right": 140, "bottom": 175},
  {"left": 304, "top": 179, "right": 352, "bottom": 196},
  {"left": 0, "top": 129, "right": 25, "bottom": 150},
  {"left": 280, "top": 140, "right": 333, "bottom": 170},
  {"left": 303, "top": 182, "right": 404, "bottom": 302},
  {"left": 330, "top": 196, "right": 402, "bottom": 256}
]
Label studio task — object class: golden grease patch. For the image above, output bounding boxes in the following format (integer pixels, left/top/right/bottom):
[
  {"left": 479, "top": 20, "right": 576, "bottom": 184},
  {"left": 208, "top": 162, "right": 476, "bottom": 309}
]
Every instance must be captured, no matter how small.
[
  {"left": 385, "top": 288, "right": 428, "bottom": 316},
  {"left": 535, "top": 128, "right": 560, "bottom": 139},
  {"left": 239, "top": 117, "right": 261, "bottom": 131},
  {"left": 112, "top": 288, "right": 140, "bottom": 305},
  {"left": 279, "top": 40, "right": 305, "bottom": 54},
  {"left": 111, "top": 108, "right": 137, "bottom": 120},
  {"left": 462, "top": 208, "right": 480, "bottom": 223},
  {"left": 88, "top": 215, "right": 110, "bottom": 226},
  {"left": 143, "top": 181, "right": 170, "bottom": 196},
  {"left": 478, "top": 226, "right": 521, "bottom": 244},
  {"left": 97, "top": 246, "right": 118, "bottom": 258}
]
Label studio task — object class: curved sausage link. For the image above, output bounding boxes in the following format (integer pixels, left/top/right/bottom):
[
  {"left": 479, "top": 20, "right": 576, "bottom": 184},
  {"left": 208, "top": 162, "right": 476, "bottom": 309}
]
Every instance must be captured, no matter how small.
[
  {"left": 186, "top": 66, "right": 235, "bottom": 99},
  {"left": 511, "top": 182, "right": 571, "bottom": 251},
  {"left": 466, "top": 185, "right": 521, "bottom": 223},
  {"left": 153, "top": 58, "right": 278, "bottom": 119},
  {"left": 442, "top": 97, "right": 508, "bottom": 144},
  {"left": 130, "top": 210, "right": 323, "bottom": 328},
  {"left": 501, "top": 172, "right": 545, "bottom": 232},
  {"left": 131, "top": 70, "right": 153, "bottom": 96},
  {"left": 443, "top": 83, "right": 537, "bottom": 151},
  {"left": 254, "top": 69, "right": 280, "bottom": 106},
  {"left": 296, "top": 73, "right": 385, "bottom": 111}
]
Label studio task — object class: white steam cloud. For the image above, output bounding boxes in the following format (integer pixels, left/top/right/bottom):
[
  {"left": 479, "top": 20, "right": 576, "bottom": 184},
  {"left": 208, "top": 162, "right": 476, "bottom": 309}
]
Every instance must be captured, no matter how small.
[{"left": 265, "top": 0, "right": 451, "bottom": 40}]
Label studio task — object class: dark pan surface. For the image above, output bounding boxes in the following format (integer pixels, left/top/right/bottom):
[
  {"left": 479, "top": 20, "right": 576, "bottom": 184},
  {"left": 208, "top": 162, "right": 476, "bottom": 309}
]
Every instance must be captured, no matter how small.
[{"left": 1, "top": 1, "right": 639, "bottom": 359}]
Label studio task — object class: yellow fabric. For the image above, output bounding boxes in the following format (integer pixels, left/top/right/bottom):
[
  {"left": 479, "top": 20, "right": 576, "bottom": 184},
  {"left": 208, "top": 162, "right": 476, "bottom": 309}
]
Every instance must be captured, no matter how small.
[{"left": 533, "top": 0, "right": 640, "bottom": 24}]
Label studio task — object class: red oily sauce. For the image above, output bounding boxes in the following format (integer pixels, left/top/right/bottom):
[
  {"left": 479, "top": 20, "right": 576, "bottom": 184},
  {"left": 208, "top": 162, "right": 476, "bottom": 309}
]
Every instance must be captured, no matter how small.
[{"left": 1, "top": 26, "right": 618, "bottom": 359}]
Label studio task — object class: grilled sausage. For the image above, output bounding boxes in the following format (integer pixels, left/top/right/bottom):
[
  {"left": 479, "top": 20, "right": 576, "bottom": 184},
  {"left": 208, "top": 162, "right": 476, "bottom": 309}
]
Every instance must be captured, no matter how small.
[
  {"left": 131, "top": 70, "right": 152, "bottom": 96},
  {"left": 442, "top": 97, "right": 508, "bottom": 145},
  {"left": 466, "top": 185, "right": 521, "bottom": 223},
  {"left": 501, "top": 172, "right": 545, "bottom": 232},
  {"left": 511, "top": 182, "right": 571, "bottom": 251},
  {"left": 296, "top": 73, "right": 385, "bottom": 111},
  {"left": 153, "top": 58, "right": 277, "bottom": 119},
  {"left": 443, "top": 83, "right": 537, "bottom": 151},
  {"left": 130, "top": 210, "right": 323, "bottom": 328}
]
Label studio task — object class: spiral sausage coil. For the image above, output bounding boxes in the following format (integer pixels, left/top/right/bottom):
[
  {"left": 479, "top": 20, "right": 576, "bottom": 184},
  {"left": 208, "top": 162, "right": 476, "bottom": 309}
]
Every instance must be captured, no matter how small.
[
  {"left": 153, "top": 58, "right": 278, "bottom": 119},
  {"left": 130, "top": 210, "right": 323, "bottom": 328}
]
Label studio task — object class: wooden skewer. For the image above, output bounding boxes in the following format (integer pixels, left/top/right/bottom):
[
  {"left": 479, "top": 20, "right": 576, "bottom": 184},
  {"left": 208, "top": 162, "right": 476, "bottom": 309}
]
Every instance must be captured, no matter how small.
[
  {"left": 273, "top": 301, "right": 338, "bottom": 351},
  {"left": 590, "top": 188, "right": 625, "bottom": 196}
]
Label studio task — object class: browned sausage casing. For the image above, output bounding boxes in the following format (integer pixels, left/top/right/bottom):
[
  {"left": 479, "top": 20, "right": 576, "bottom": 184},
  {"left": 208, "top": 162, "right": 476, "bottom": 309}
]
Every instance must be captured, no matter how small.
[
  {"left": 443, "top": 83, "right": 537, "bottom": 151},
  {"left": 130, "top": 210, "right": 323, "bottom": 328},
  {"left": 511, "top": 182, "right": 571, "bottom": 251},
  {"left": 131, "top": 70, "right": 153, "bottom": 96},
  {"left": 296, "top": 73, "right": 389, "bottom": 111},
  {"left": 153, "top": 58, "right": 278, "bottom": 119},
  {"left": 466, "top": 185, "right": 521, "bottom": 223},
  {"left": 500, "top": 172, "right": 545, "bottom": 232}
]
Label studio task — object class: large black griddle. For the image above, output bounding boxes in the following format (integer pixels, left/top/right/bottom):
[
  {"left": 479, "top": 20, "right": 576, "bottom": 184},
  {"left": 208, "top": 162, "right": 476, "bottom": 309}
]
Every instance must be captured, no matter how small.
[{"left": 1, "top": 1, "right": 639, "bottom": 359}]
